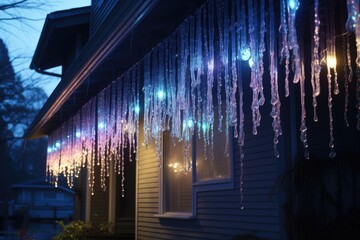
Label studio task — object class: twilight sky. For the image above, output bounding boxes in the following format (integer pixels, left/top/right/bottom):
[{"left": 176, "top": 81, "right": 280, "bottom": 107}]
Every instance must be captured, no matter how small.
[{"left": 0, "top": 0, "right": 90, "bottom": 96}]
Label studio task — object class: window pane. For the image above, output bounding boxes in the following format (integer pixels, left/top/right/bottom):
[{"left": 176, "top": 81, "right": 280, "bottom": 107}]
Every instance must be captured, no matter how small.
[
  {"left": 196, "top": 128, "right": 230, "bottom": 182},
  {"left": 163, "top": 131, "right": 192, "bottom": 213}
]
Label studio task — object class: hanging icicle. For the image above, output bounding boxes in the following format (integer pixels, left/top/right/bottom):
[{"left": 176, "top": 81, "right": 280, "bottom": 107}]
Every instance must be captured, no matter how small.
[
  {"left": 346, "top": 0, "right": 360, "bottom": 130},
  {"left": 311, "top": 0, "right": 321, "bottom": 122},
  {"left": 269, "top": 0, "right": 282, "bottom": 158},
  {"left": 325, "top": 0, "right": 337, "bottom": 158},
  {"left": 44, "top": 0, "right": 360, "bottom": 202},
  {"left": 280, "top": 0, "right": 290, "bottom": 97},
  {"left": 287, "top": 0, "right": 302, "bottom": 84}
]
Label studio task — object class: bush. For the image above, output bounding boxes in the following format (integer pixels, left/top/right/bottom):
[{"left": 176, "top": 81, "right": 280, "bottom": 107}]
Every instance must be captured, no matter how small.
[{"left": 52, "top": 220, "right": 113, "bottom": 240}]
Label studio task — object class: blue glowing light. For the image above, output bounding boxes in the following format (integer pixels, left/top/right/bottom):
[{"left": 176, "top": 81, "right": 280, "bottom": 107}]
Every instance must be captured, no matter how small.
[
  {"left": 47, "top": 147, "right": 52, "bottom": 153},
  {"left": 157, "top": 90, "right": 165, "bottom": 100},
  {"left": 248, "top": 58, "right": 254, "bottom": 68},
  {"left": 202, "top": 122, "right": 209, "bottom": 131},
  {"left": 240, "top": 47, "right": 251, "bottom": 61},
  {"left": 98, "top": 122, "right": 105, "bottom": 129},
  {"left": 134, "top": 105, "right": 140, "bottom": 114},
  {"left": 55, "top": 142, "right": 61, "bottom": 148},
  {"left": 288, "top": 0, "right": 299, "bottom": 10},
  {"left": 187, "top": 119, "right": 194, "bottom": 128},
  {"left": 75, "top": 131, "right": 81, "bottom": 138}
]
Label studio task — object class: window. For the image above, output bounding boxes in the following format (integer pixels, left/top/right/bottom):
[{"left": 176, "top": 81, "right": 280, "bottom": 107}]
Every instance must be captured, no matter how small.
[
  {"left": 195, "top": 129, "right": 231, "bottom": 183},
  {"left": 194, "top": 109, "right": 231, "bottom": 184},
  {"left": 162, "top": 131, "right": 192, "bottom": 215},
  {"left": 158, "top": 105, "right": 233, "bottom": 218}
]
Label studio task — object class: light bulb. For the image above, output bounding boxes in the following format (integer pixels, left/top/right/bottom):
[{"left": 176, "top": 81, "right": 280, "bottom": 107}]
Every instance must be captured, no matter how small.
[
  {"left": 288, "top": 0, "right": 299, "bottom": 11},
  {"left": 157, "top": 90, "right": 165, "bottom": 100},
  {"left": 134, "top": 105, "right": 140, "bottom": 114},
  {"left": 248, "top": 58, "right": 254, "bottom": 68},
  {"left": 187, "top": 119, "right": 194, "bottom": 128},
  {"left": 98, "top": 122, "right": 105, "bottom": 129},
  {"left": 327, "top": 56, "right": 336, "bottom": 69},
  {"left": 240, "top": 47, "right": 251, "bottom": 61},
  {"left": 208, "top": 60, "right": 214, "bottom": 71}
]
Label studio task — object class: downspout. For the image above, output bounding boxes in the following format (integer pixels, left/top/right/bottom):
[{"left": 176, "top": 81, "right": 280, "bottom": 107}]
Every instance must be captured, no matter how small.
[{"left": 34, "top": 67, "right": 62, "bottom": 78}]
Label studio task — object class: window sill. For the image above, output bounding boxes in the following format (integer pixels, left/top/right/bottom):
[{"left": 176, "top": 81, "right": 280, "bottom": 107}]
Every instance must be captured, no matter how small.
[{"left": 154, "top": 212, "right": 194, "bottom": 219}]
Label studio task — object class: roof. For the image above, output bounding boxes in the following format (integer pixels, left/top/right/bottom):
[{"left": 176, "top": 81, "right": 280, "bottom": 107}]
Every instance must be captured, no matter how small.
[
  {"left": 26, "top": 0, "right": 204, "bottom": 139},
  {"left": 30, "top": 6, "right": 90, "bottom": 71},
  {"left": 11, "top": 178, "right": 75, "bottom": 194}
]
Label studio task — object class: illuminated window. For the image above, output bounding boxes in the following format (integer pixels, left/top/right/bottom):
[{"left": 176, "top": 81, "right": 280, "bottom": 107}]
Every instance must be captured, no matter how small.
[
  {"left": 195, "top": 130, "right": 231, "bottom": 182},
  {"left": 162, "top": 131, "right": 192, "bottom": 214},
  {"left": 195, "top": 106, "right": 231, "bottom": 184}
]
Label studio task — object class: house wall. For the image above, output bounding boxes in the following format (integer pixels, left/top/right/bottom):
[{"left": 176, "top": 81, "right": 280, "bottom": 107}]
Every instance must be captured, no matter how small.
[
  {"left": 89, "top": 164, "right": 110, "bottom": 225},
  {"left": 136, "top": 106, "right": 283, "bottom": 239}
]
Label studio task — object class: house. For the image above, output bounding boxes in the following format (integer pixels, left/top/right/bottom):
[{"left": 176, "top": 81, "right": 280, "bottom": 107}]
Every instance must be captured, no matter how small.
[
  {"left": 26, "top": 0, "right": 360, "bottom": 239},
  {"left": 10, "top": 178, "right": 75, "bottom": 220}
]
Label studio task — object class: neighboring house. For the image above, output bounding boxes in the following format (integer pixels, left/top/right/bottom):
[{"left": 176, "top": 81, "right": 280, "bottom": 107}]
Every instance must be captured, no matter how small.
[
  {"left": 10, "top": 179, "right": 75, "bottom": 220},
  {"left": 26, "top": 1, "right": 360, "bottom": 240}
]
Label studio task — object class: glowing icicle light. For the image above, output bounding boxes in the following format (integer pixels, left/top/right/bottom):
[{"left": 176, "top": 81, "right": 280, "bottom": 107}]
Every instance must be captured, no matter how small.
[
  {"left": 288, "top": 0, "right": 299, "bottom": 10},
  {"left": 240, "top": 47, "right": 251, "bottom": 61},
  {"left": 75, "top": 131, "right": 81, "bottom": 138},
  {"left": 157, "top": 90, "right": 165, "bottom": 100},
  {"left": 346, "top": 0, "right": 359, "bottom": 33},
  {"left": 269, "top": 0, "right": 282, "bottom": 158},
  {"left": 325, "top": 0, "right": 337, "bottom": 157},
  {"left": 343, "top": 36, "right": 353, "bottom": 127},
  {"left": 248, "top": 58, "right": 254, "bottom": 68},
  {"left": 187, "top": 119, "right": 194, "bottom": 128},
  {"left": 280, "top": 0, "right": 290, "bottom": 97},
  {"left": 311, "top": 0, "right": 321, "bottom": 122},
  {"left": 287, "top": 0, "right": 302, "bottom": 84},
  {"left": 208, "top": 60, "right": 214, "bottom": 71},
  {"left": 134, "top": 105, "right": 140, "bottom": 115},
  {"left": 98, "top": 122, "right": 105, "bottom": 129},
  {"left": 327, "top": 56, "right": 337, "bottom": 69}
]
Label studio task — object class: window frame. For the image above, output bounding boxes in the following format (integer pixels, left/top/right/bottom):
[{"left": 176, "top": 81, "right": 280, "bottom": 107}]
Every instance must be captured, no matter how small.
[{"left": 156, "top": 127, "right": 235, "bottom": 219}]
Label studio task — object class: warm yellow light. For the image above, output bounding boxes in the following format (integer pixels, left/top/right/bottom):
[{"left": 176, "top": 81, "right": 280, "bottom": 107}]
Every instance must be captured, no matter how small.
[{"left": 327, "top": 56, "right": 337, "bottom": 69}]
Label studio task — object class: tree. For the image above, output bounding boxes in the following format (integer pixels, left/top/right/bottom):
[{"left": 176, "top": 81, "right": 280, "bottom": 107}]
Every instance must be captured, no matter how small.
[
  {"left": 0, "top": 38, "right": 47, "bottom": 198},
  {"left": 0, "top": 1, "right": 50, "bottom": 199}
]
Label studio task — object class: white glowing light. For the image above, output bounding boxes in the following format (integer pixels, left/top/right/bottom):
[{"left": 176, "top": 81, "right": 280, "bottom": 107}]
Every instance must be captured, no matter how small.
[
  {"left": 248, "top": 58, "right": 254, "bottom": 68},
  {"left": 327, "top": 56, "right": 337, "bottom": 69},
  {"left": 202, "top": 122, "right": 209, "bottom": 131},
  {"left": 75, "top": 131, "right": 81, "bottom": 138},
  {"left": 98, "top": 122, "right": 105, "bottom": 129},
  {"left": 134, "top": 105, "right": 140, "bottom": 114},
  {"left": 288, "top": 0, "right": 299, "bottom": 10},
  {"left": 208, "top": 60, "right": 214, "bottom": 71},
  {"left": 187, "top": 119, "right": 194, "bottom": 128},
  {"left": 47, "top": 147, "right": 52, "bottom": 153},
  {"left": 240, "top": 47, "right": 251, "bottom": 61},
  {"left": 55, "top": 142, "right": 60, "bottom": 148},
  {"left": 157, "top": 90, "right": 165, "bottom": 100}
]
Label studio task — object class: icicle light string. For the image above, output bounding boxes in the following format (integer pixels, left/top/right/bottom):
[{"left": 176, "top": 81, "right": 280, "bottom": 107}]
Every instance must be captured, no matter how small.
[
  {"left": 311, "top": 0, "right": 321, "bottom": 122},
  {"left": 45, "top": 0, "right": 360, "bottom": 198}
]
